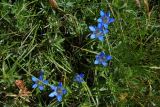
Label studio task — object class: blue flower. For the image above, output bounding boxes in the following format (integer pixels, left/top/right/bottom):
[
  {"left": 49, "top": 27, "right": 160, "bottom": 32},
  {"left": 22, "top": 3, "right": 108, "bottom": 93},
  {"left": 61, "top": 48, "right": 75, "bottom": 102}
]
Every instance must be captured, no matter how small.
[
  {"left": 98, "top": 10, "right": 115, "bottom": 28},
  {"left": 94, "top": 52, "right": 112, "bottom": 66},
  {"left": 49, "top": 82, "right": 67, "bottom": 102},
  {"left": 32, "top": 70, "right": 48, "bottom": 91},
  {"left": 74, "top": 73, "right": 84, "bottom": 83},
  {"left": 89, "top": 23, "right": 107, "bottom": 41}
]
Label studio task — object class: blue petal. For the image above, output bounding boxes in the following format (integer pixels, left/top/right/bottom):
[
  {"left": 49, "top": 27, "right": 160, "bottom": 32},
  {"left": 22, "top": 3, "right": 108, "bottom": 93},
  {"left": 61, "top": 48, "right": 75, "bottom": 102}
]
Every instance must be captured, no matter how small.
[
  {"left": 57, "top": 95, "right": 62, "bottom": 102},
  {"left": 98, "top": 23, "right": 102, "bottom": 28},
  {"left": 43, "top": 80, "right": 49, "bottom": 85},
  {"left": 75, "top": 75, "right": 83, "bottom": 83},
  {"left": 39, "top": 85, "right": 44, "bottom": 90},
  {"left": 74, "top": 77, "right": 77, "bottom": 81},
  {"left": 89, "top": 26, "right": 96, "bottom": 31},
  {"left": 90, "top": 34, "right": 96, "bottom": 39},
  {"left": 50, "top": 85, "right": 57, "bottom": 90},
  {"left": 95, "top": 54, "right": 99, "bottom": 59},
  {"left": 79, "top": 73, "right": 84, "bottom": 78},
  {"left": 106, "top": 11, "right": 110, "bottom": 17},
  {"left": 76, "top": 78, "right": 81, "bottom": 82},
  {"left": 100, "top": 52, "right": 105, "bottom": 56},
  {"left": 32, "top": 84, "right": 38, "bottom": 88},
  {"left": 39, "top": 75, "right": 43, "bottom": 80},
  {"left": 100, "top": 10, "right": 105, "bottom": 16},
  {"left": 98, "top": 36, "right": 104, "bottom": 41},
  {"left": 106, "top": 55, "right": 112, "bottom": 60},
  {"left": 79, "top": 79, "right": 82, "bottom": 82},
  {"left": 104, "top": 24, "right": 108, "bottom": 28},
  {"left": 102, "top": 61, "right": 107, "bottom": 66},
  {"left": 97, "top": 18, "right": 102, "bottom": 22},
  {"left": 94, "top": 60, "right": 99, "bottom": 64},
  {"left": 49, "top": 91, "right": 57, "bottom": 97},
  {"left": 103, "top": 29, "right": 109, "bottom": 34},
  {"left": 32, "top": 76, "right": 38, "bottom": 82},
  {"left": 63, "top": 89, "right": 67, "bottom": 94},
  {"left": 109, "top": 18, "right": 115, "bottom": 23},
  {"left": 59, "top": 82, "right": 62, "bottom": 87}
]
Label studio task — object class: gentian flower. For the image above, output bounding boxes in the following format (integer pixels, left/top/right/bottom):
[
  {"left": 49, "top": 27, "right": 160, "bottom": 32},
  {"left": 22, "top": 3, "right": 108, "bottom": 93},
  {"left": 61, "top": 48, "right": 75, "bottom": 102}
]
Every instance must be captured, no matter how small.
[
  {"left": 74, "top": 73, "right": 84, "bottom": 83},
  {"left": 32, "top": 70, "right": 48, "bottom": 91},
  {"left": 98, "top": 10, "right": 115, "bottom": 28},
  {"left": 94, "top": 52, "right": 112, "bottom": 66},
  {"left": 89, "top": 23, "right": 107, "bottom": 41},
  {"left": 49, "top": 82, "right": 67, "bottom": 102}
]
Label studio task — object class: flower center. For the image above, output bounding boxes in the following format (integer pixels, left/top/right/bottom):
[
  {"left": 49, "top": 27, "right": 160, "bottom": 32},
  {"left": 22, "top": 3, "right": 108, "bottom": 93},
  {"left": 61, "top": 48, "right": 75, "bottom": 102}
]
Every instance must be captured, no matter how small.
[
  {"left": 95, "top": 29, "right": 102, "bottom": 36},
  {"left": 57, "top": 87, "right": 63, "bottom": 95},
  {"left": 100, "top": 56, "right": 105, "bottom": 62},
  {"left": 37, "top": 79, "right": 45, "bottom": 85},
  {"left": 103, "top": 17, "right": 108, "bottom": 23}
]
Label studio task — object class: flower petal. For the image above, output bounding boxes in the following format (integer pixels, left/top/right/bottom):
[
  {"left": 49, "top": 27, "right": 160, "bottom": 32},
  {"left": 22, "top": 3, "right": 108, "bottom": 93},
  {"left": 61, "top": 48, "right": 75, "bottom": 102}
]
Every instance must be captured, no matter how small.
[
  {"left": 94, "top": 60, "right": 99, "bottom": 64},
  {"left": 97, "top": 18, "right": 102, "bottom": 22},
  {"left": 90, "top": 34, "right": 96, "bottom": 39},
  {"left": 59, "top": 82, "right": 62, "bottom": 87},
  {"left": 100, "top": 10, "right": 105, "bottom": 16},
  {"left": 104, "top": 24, "right": 108, "bottom": 28},
  {"left": 57, "top": 95, "right": 62, "bottom": 102},
  {"left": 75, "top": 75, "right": 83, "bottom": 83},
  {"left": 109, "top": 18, "right": 115, "bottom": 23},
  {"left": 63, "top": 89, "right": 67, "bottom": 94},
  {"left": 49, "top": 91, "right": 57, "bottom": 97},
  {"left": 39, "top": 75, "right": 43, "bottom": 80},
  {"left": 32, "top": 76, "right": 38, "bottom": 82},
  {"left": 39, "top": 85, "right": 44, "bottom": 90},
  {"left": 103, "top": 29, "right": 109, "bottom": 34},
  {"left": 89, "top": 26, "right": 96, "bottom": 31},
  {"left": 106, "top": 11, "right": 110, "bottom": 17},
  {"left": 102, "top": 61, "right": 107, "bottom": 66},
  {"left": 100, "top": 52, "right": 105, "bottom": 56},
  {"left": 74, "top": 77, "right": 77, "bottom": 81},
  {"left": 95, "top": 54, "right": 99, "bottom": 59},
  {"left": 98, "top": 36, "right": 104, "bottom": 41},
  {"left": 79, "top": 73, "right": 84, "bottom": 78},
  {"left": 106, "top": 55, "right": 112, "bottom": 60},
  {"left": 50, "top": 85, "right": 57, "bottom": 90},
  {"left": 32, "top": 84, "right": 38, "bottom": 89},
  {"left": 43, "top": 80, "right": 49, "bottom": 85},
  {"left": 98, "top": 23, "right": 102, "bottom": 28}
]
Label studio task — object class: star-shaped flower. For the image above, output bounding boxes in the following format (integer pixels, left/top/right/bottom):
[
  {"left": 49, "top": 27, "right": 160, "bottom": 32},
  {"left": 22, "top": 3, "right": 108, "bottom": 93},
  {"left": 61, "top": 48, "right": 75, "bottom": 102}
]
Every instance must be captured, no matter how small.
[
  {"left": 32, "top": 70, "right": 48, "bottom": 91},
  {"left": 74, "top": 73, "right": 84, "bottom": 83},
  {"left": 49, "top": 82, "right": 67, "bottom": 102},
  {"left": 89, "top": 23, "right": 108, "bottom": 41},
  {"left": 98, "top": 10, "right": 115, "bottom": 28},
  {"left": 89, "top": 24, "right": 104, "bottom": 41},
  {"left": 94, "top": 52, "right": 112, "bottom": 66}
]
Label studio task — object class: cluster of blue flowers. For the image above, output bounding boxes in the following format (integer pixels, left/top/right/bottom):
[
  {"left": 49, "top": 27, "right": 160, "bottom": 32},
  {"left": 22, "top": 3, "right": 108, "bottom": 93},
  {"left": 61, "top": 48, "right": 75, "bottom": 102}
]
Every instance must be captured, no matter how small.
[
  {"left": 89, "top": 10, "right": 115, "bottom": 66},
  {"left": 31, "top": 10, "right": 114, "bottom": 103},
  {"left": 32, "top": 70, "right": 84, "bottom": 102}
]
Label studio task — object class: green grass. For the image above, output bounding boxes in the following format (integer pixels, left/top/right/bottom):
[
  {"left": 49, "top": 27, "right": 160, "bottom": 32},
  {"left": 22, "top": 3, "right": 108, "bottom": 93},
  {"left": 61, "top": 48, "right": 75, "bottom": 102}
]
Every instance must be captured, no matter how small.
[{"left": 0, "top": 0, "right": 160, "bottom": 106}]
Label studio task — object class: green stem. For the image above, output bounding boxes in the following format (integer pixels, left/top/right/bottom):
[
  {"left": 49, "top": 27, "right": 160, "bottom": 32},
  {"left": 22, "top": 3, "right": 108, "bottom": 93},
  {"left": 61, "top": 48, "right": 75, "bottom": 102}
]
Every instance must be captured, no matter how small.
[{"left": 83, "top": 82, "right": 97, "bottom": 105}]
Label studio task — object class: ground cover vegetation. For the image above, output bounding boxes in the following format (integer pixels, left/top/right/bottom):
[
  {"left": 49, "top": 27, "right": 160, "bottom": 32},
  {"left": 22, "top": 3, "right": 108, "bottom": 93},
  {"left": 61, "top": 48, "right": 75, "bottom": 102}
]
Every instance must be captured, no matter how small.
[{"left": 0, "top": 0, "right": 160, "bottom": 106}]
